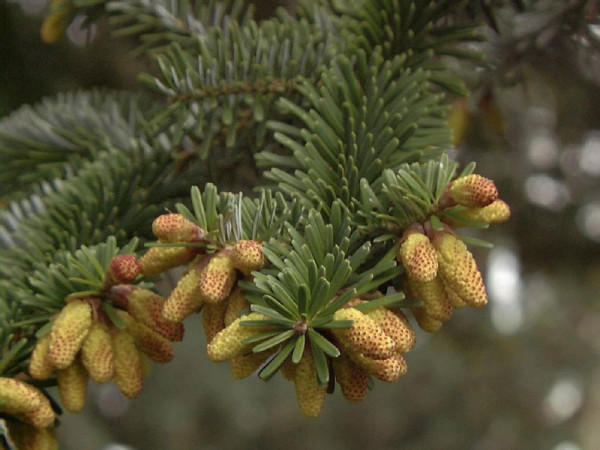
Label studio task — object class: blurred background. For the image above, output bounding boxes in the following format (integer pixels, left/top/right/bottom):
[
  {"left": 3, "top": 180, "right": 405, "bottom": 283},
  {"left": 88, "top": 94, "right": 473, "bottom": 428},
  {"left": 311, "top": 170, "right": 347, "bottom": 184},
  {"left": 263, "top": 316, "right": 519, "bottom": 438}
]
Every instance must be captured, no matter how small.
[{"left": 2, "top": 0, "right": 600, "bottom": 449}]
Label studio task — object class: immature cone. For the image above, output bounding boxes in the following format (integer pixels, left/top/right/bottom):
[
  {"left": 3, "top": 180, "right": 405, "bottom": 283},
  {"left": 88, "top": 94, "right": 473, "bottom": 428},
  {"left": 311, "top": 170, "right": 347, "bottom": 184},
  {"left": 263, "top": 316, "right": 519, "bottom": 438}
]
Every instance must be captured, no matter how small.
[
  {"left": 57, "top": 359, "right": 88, "bottom": 412},
  {"left": 0, "top": 378, "right": 55, "bottom": 429},
  {"left": 163, "top": 263, "right": 204, "bottom": 323},
  {"left": 397, "top": 228, "right": 438, "bottom": 283},
  {"left": 118, "top": 311, "right": 174, "bottom": 363},
  {"left": 29, "top": 333, "right": 54, "bottom": 380},
  {"left": 138, "top": 246, "right": 196, "bottom": 277},
  {"left": 332, "top": 308, "right": 396, "bottom": 360},
  {"left": 152, "top": 213, "right": 205, "bottom": 242},
  {"left": 230, "top": 352, "right": 271, "bottom": 380},
  {"left": 333, "top": 354, "right": 368, "bottom": 402},
  {"left": 349, "top": 352, "right": 407, "bottom": 382},
  {"left": 456, "top": 199, "right": 511, "bottom": 225},
  {"left": 294, "top": 351, "right": 326, "bottom": 417},
  {"left": 433, "top": 231, "right": 488, "bottom": 308},
  {"left": 230, "top": 240, "right": 265, "bottom": 275},
  {"left": 202, "top": 301, "right": 229, "bottom": 343},
  {"left": 366, "top": 307, "right": 416, "bottom": 354},
  {"left": 124, "top": 287, "right": 184, "bottom": 341},
  {"left": 448, "top": 174, "right": 498, "bottom": 208},
  {"left": 207, "top": 312, "right": 268, "bottom": 362},
  {"left": 198, "top": 252, "right": 237, "bottom": 303},
  {"left": 81, "top": 323, "right": 114, "bottom": 383},
  {"left": 48, "top": 299, "right": 93, "bottom": 369},
  {"left": 6, "top": 422, "right": 58, "bottom": 450},
  {"left": 111, "top": 330, "right": 143, "bottom": 398},
  {"left": 105, "top": 254, "right": 140, "bottom": 287},
  {"left": 224, "top": 288, "right": 250, "bottom": 326}
]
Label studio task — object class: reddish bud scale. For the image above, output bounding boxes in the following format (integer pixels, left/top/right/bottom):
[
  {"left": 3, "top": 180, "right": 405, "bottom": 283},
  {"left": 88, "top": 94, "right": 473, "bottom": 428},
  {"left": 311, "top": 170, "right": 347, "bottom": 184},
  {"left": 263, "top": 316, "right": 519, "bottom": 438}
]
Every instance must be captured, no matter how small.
[
  {"left": 152, "top": 214, "right": 204, "bottom": 243},
  {"left": 81, "top": 323, "right": 114, "bottom": 383},
  {"left": 294, "top": 351, "right": 326, "bottom": 417},
  {"left": 138, "top": 246, "right": 196, "bottom": 277},
  {"left": 230, "top": 240, "right": 265, "bottom": 275},
  {"left": 333, "top": 354, "right": 369, "bottom": 402},
  {"left": 398, "top": 230, "right": 438, "bottom": 283},
  {"left": 448, "top": 174, "right": 498, "bottom": 208},
  {"left": 433, "top": 231, "right": 488, "bottom": 308},
  {"left": 57, "top": 359, "right": 88, "bottom": 413},
  {"left": 224, "top": 288, "right": 250, "bottom": 327},
  {"left": 332, "top": 308, "right": 396, "bottom": 360},
  {"left": 198, "top": 253, "right": 237, "bottom": 304},
  {"left": 163, "top": 264, "right": 204, "bottom": 323},
  {"left": 48, "top": 300, "right": 93, "bottom": 369},
  {"left": 202, "top": 301, "right": 229, "bottom": 344},
  {"left": 111, "top": 330, "right": 143, "bottom": 398},
  {"left": 29, "top": 334, "right": 54, "bottom": 380},
  {"left": 105, "top": 254, "right": 140, "bottom": 287},
  {"left": 127, "top": 287, "right": 184, "bottom": 341},
  {"left": 366, "top": 307, "right": 416, "bottom": 354}
]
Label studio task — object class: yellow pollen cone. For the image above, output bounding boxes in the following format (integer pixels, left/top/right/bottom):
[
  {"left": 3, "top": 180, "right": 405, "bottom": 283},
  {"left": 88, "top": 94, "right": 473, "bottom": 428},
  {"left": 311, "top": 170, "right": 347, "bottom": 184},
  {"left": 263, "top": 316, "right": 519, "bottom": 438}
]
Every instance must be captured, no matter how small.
[
  {"left": 366, "top": 307, "right": 416, "bottom": 354},
  {"left": 29, "top": 333, "right": 54, "bottom": 380},
  {"left": 207, "top": 312, "right": 269, "bottom": 362},
  {"left": 202, "top": 300, "right": 229, "bottom": 344},
  {"left": 48, "top": 300, "right": 93, "bottom": 369},
  {"left": 333, "top": 354, "right": 368, "bottom": 402},
  {"left": 138, "top": 246, "right": 196, "bottom": 277},
  {"left": 111, "top": 330, "right": 143, "bottom": 398},
  {"left": 224, "top": 288, "right": 250, "bottom": 326},
  {"left": 57, "top": 358, "right": 88, "bottom": 413},
  {"left": 294, "top": 351, "right": 326, "bottom": 417},
  {"left": 398, "top": 230, "right": 438, "bottom": 283},
  {"left": 230, "top": 240, "right": 265, "bottom": 275},
  {"left": 198, "top": 253, "right": 237, "bottom": 304},
  {"left": 449, "top": 174, "right": 498, "bottom": 208},
  {"left": 81, "top": 323, "right": 114, "bottom": 383}
]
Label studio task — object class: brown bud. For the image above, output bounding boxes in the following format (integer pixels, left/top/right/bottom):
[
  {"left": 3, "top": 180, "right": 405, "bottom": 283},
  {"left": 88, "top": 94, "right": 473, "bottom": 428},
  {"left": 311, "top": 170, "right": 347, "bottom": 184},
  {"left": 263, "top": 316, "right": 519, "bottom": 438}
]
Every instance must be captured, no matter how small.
[{"left": 105, "top": 254, "right": 140, "bottom": 287}]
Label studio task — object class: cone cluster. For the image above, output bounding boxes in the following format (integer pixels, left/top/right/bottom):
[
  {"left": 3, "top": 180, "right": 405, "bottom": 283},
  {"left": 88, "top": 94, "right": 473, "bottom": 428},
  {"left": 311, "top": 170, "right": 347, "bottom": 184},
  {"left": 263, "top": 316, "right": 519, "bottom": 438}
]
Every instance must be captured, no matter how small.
[{"left": 29, "top": 273, "right": 184, "bottom": 412}]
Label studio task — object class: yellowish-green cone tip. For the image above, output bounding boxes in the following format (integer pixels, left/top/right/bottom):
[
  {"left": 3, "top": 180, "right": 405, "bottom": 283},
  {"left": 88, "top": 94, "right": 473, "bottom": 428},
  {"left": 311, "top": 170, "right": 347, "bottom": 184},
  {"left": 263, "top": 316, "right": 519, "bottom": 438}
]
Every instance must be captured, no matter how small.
[
  {"left": 111, "top": 330, "right": 143, "bottom": 398},
  {"left": 366, "top": 307, "right": 416, "bottom": 354},
  {"left": 294, "top": 351, "right": 326, "bottom": 417},
  {"left": 458, "top": 199, "right": 511, "bottom": 225},
  {"left": 163, "top": 264, "right": 204, "bottom": 323},
  {"left": 48, "top": 299, "right": 93, "bottom": 370},
  {"left": 230, "top": 240, "right": 265, "bottom": 275},
  {"left": 198, "top": 253, "right": 237, "bottom": 303},
  {"left": 332, "top": 308, "right": 396, "bottom": 360},
  {"left": 449, "top": 174, "right": 498, "bottom": 208},
  {"left": 6, "top": 422, "right": 58, "bottom": 450},
  {"left": 202, "top": 301, "right": 229, "bottom": 344},
  {"left": 152, "top": 213, "right": 205, "bottom": 243},
  {"left": 333, "top": 354, "right": 368, "bottom": 402},
  {"left": 81, "top": 323, "right": 114, "bottom": 383},
  {"left": 138, "top": 246, "right": 196, "bottom": 277},
  {"left": 57, "top": 358, "right": 88, "bottom": 413},
  {"left": 127, "top": 287, "right": 184, "bottom": 341},
  {"left": 206, "top": 312, "right": 268, "bottom": 362},
  {"left": 398, "top": 230, "right": 438, "bottom": 283},
  {"left": 29, "top": 333, "right": 54, "bottom": 380},
  {"left": 433, "top": 231, "right": 488, "bottom": 308}
]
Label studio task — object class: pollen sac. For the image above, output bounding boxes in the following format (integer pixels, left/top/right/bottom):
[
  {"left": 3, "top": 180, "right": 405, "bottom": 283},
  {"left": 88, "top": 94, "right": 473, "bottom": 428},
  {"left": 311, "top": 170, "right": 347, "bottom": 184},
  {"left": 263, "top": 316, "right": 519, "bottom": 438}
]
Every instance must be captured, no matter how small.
[
  {"left": 230, "top": 351, "right": 271, "bottom": 380},
  {"left": 366, "top": 307, "right": 416, "bottom": 354},
  {"left": 57, "top": 358, "right": 88, "bottom": 413},
  {"left": 163, "top": 263, "right": 204, "bottom": 323},
  {"left": 349, "top": 352, "right": 407, "bottom": 382},
  {"left": 81, "top": 323, "right": 114, "bottom": 383},
  {"left": 332, "top": 354, "right": 368, "bottom": 402},
  {"left": 105, "top": 254, "right": 140, "bottom": 287},
  {"left": 224, "top": 288, "right": 250, "bottom": 327},
  {"left": 48, "top": 299, "right": 93, "bottom": 369},
  {"left": 202, "top": 301, "right": 229, "bottom": 344},
  {"left": 6, "top": 422, "right": 58, "bottom": 450},
  {"left": 124, "top": 287, "right": 184, "bottom": 341},
  {"left": 206, "top": 312, "right": 268, "bottom": 362},
  {"left": 29, "top": 333, "right": 54, "bottom": 380},
  {"left": 448, "top": 174, "right": 498, "bottom": 208},
  {"left": 118, "top": 311, "right": 174, "bottom": 364},
  {"left": 332, "top": 308, "right": 396, "bottom": 360},
  {"left": 152, "top": 213, "right": 205, "bottom": 243},
  {"left": 433, "top": 231, "right": 488, "bottom": 308},
  {"left": 198, "top": 253, "right": 237, "bottom": 304},
  {"left": 138, "top": 246, "right": 196, "bottom": 277},
  {"left": 230, "top": 240, "right": 265, "bottom": 275},
  {"left": 111, "top": 330, "right": 143, "bottom": 398},
  {"left": 398, "top": 229, "right": 438, "bottom": 283},
  {"left": 456, "top": 199, "right": 511, "bottom": 225},
  {"left": 294, "top": 351, "right": 326, "bottom": 417}
]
